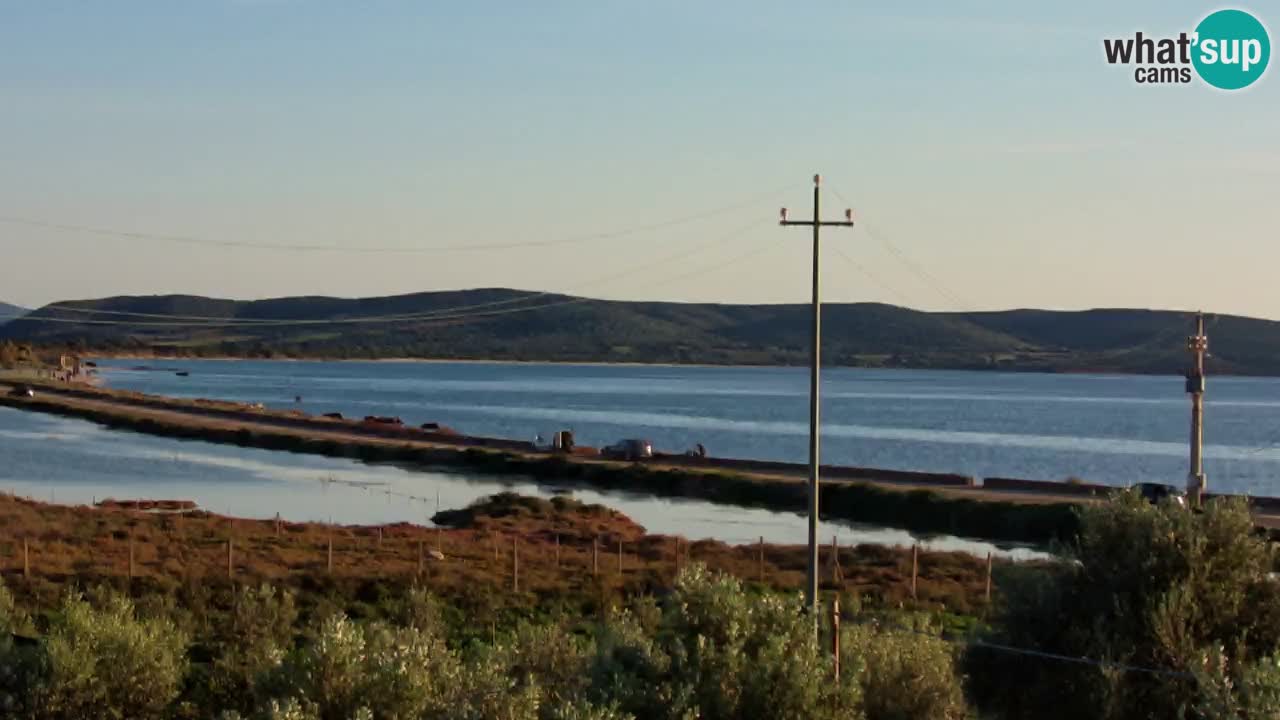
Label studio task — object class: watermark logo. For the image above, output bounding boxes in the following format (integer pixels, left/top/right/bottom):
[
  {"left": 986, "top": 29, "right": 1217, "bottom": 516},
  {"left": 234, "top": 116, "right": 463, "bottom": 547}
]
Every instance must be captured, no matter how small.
[{"left": 1103, "top": 8, "right": 1270, "bottom": 90}]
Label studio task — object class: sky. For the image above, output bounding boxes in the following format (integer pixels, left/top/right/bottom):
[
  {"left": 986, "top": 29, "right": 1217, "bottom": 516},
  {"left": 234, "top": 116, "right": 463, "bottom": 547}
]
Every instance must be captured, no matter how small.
[{"left": 1, "top": 1, "right": 1277, "bottom": 318}]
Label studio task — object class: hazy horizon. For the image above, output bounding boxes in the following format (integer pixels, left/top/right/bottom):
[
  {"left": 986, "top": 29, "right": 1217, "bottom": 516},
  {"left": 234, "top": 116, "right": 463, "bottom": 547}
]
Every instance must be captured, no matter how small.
[{"left": 3, "top": 1, "right": 1277, "bottom": 318}]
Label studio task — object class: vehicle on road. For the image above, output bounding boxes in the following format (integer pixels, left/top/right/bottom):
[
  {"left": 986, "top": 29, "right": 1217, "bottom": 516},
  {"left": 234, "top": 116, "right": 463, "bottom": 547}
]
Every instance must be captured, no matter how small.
[
  {"left": 1134, "top": 482, "right": 1186, "bottom": 506},
  {"left": 602, "top": 438, "right": 653, "bottom": 461},
  {"left": 7, "top": 385, "right": 34, "bottom": 398}
]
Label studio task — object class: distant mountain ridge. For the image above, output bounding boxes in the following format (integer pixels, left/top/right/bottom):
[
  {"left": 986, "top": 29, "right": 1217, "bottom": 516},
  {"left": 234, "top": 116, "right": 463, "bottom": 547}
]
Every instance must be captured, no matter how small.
[
  {"left": 0, "top": 301, "right": 27, "bottom": 325},
  {"left": 2, "top": 289, "right": 1273, "bottom": 375}
]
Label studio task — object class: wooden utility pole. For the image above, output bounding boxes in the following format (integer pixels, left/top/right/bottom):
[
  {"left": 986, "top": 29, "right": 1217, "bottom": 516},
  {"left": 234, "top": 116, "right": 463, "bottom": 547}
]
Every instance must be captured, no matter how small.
[
  {"left": 780, "top": 174, "right": 855, "bottom": 624},
  {"left": 1186, "top": 311, "right": 1208, "bottom": 506}
]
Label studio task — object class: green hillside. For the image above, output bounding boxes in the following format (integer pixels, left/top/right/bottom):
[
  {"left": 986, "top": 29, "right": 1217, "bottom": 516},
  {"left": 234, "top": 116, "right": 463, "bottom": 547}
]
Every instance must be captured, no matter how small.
[{"left": 2, "top": 289, "right": 1271, "bottom": 374}]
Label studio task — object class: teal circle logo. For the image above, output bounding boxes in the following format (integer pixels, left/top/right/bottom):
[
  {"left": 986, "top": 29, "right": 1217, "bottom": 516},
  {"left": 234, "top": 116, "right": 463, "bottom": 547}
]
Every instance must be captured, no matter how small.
[{"left": 1192, "top": 9, "right": 1270, "bottom": 90}]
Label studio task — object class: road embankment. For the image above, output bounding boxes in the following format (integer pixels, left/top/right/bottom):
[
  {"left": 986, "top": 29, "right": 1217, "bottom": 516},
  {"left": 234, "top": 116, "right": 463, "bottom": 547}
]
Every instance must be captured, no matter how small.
[{"left": 0, "top": 378, "right": 1221, "bottom": 545}]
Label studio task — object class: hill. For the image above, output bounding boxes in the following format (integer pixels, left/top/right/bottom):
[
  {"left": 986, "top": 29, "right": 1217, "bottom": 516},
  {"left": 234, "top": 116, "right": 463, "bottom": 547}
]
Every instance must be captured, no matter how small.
[
  {"left": 1, "top": 289, "right": 1270, "bottom": 374},
  {"left": 0, "top": 301, "right": 27, "bottom": 325}
]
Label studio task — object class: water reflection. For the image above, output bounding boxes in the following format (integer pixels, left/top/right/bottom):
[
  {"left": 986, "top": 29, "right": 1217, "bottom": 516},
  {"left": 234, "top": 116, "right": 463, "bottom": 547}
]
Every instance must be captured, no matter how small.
[{"left": 0, "top": 407, "right": 1048, "bottom": 561}]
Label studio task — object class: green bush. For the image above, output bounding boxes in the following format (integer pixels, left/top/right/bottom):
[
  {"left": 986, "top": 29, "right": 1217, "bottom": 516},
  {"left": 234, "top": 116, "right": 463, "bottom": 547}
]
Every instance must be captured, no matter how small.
[
  {"left": 967, "top": 493, "right": 1280, "bottom": 719},
  {"left": 199, "top": 585, "right": 300, "bottom": 716},
  {"left": 28, "top": 591, "right": 189, "bottom": 720},
  {"left": 264, "top": 613, "right": 458, "bottom": 720},
  {"left": 587, "top": 565, "right": 862, "bottom": 720},
  {"left": 494, "top": 622, "right": 595, "bottom": 717},
  {"left": 844, "top": 617, "right": 968, "bottom": 720}
]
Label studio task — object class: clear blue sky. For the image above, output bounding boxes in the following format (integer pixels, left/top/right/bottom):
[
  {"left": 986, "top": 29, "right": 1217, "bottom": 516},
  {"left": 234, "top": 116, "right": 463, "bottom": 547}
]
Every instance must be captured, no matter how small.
[{"left": 2, "top": 1, "right": 1277, "bottom": 317}]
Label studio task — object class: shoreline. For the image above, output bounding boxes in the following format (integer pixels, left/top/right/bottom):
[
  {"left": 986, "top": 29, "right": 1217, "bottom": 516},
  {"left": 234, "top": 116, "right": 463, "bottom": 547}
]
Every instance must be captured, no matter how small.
[
  {"left": 84, "top": 353, "right": 1204, "bottom": 379},
  {"left": 6, "top": 378, "right": 1278, "bottom": 545},
  {"left": 0, "top": 377, "right": 1090, "bottom": 545}
]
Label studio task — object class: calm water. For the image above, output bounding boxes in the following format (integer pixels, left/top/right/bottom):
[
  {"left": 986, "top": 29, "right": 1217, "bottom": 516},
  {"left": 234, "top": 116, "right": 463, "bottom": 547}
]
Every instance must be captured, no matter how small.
[
  {"left": 95, "top": 360, "right": 1280, "bottom": 495},
  {"left": 0, "top": 406, "right": 1043, "bottom": 559}
]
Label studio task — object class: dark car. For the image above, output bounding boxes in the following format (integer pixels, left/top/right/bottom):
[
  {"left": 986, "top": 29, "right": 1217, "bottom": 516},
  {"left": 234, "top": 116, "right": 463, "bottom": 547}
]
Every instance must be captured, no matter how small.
[
  {"left": 602, "top": 438, "right": 653, "bottom": 461},
  {"left": 1135, "top": 482, "right": 1186, "bottom": 506},
  {"left": 8, "top": 385, "right": 34, "bottom": 398}
]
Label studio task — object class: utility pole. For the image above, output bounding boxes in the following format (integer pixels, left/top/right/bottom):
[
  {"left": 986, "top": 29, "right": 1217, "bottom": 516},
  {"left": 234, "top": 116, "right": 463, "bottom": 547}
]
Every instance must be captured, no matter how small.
[
  {"left": 1186, "top": 311, "right": 1208, "bottom": 506},
  {"left": 780, "top": 174, "right": 854, "bottom": 622}
]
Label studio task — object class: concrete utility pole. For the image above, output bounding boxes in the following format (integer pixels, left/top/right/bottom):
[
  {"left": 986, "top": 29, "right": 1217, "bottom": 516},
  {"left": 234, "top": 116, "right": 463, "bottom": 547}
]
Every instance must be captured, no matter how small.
[
  {"left": 1186, "top": 311, "right": 1208, "bottom": 506},
  {"left": 780, "top": 174, "right": 854, "bottom": 622}
]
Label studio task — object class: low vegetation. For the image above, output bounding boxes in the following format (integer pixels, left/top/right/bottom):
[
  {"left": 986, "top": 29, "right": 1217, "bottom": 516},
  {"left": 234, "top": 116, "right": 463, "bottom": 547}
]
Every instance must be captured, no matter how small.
[{"left": 3, "top": 492, "right": 1278, "bottom": 718}]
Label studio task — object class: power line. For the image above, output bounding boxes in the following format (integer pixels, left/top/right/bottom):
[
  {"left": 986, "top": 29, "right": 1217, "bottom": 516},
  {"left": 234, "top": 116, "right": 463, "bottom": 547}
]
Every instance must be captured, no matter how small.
[
  {"left": 827, "top": 187, "right": 976, "bottom": 311},
  {"left": 0, "top": 183, "right": 795, "bottom": 255},
  {"left": 829, "top": 244, "right": 916, "bottom": 308},
  {"left": 859, "top": 617, "right": 1196, "bottom": 681},
  {"left": 12, "top": 221, "right": 766, "bottom": 329},
  {"left": 34, "top": 291, "right": 556, "bottom": 324}
]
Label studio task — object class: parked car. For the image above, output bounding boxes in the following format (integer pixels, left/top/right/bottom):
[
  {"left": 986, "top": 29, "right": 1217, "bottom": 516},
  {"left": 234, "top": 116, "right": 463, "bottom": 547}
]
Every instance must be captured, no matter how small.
[
  {"left": 8, "top": 385, "right": 34, "bottom": 398},
  {"left": 602, "top": 438, "right": 653, "bottom": 461},
  {"left": 1134, "top": 482, "right": 1186, "bottom": 506}
]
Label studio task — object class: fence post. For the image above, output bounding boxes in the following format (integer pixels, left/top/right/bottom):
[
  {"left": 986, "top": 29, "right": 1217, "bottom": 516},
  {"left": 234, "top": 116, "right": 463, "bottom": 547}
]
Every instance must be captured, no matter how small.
[
  {"left": 227, "top": 537, "right": 234, "bottom": 579},
  {"left": 417, "top": 539, "right": 424, "bottom": 578},
  {"left": 128, "top": 535, "right": 135, "bottom": 580},
  {"left": 831, "top": 535, "right": 840, "bottom": 585},
  {"left": 22, "top": 538, "right": 29, "bottom": 579},
  {"left": 617, "top": 539, "right": 623, "bottom": 574},
  {"left": 832, "top": 596, "right": 841, "bottom": 682},
  {"left": 327, "top": 533, "right": 334, "bottom": 574},
  {"left": 554, "top": 533, "right": 560, "bottom": 569},
  {"left": 985, "top": 552, "right": 993, "bottom": 602},
  {"left": 911, "top": 544, "right": 919, "bottom": 601},
  {"left": 592, "top": 537, "right": 598, "bottom": 577},
  {"left": 674, "top": 537, "right": 681, "bottom": 578},
  {"left": 758, "top": 536, "right": 765, "bottom": 583},
  {"left": 513, "top": 536, "right": 519, "bottom": 593}
]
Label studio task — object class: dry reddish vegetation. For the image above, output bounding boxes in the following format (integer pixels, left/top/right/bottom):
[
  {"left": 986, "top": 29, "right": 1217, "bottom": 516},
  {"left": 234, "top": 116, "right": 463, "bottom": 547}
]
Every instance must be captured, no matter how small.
[{"left": 0, "top": 491, "right": 1001, "bottom": 615}]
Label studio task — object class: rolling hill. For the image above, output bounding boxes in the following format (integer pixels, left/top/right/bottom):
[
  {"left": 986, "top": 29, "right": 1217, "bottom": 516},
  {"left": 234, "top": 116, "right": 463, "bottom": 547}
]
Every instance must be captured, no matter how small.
[
  {"left": 0, "top": 301, "right": 27, "bottom": 325},
  {"left": 1, "top": 289, "right": 1272, "bottom": 374}
]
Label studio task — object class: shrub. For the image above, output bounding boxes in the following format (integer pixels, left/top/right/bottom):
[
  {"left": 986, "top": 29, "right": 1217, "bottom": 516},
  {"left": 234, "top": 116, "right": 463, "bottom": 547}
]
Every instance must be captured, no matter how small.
[
  {"left": 588, "top": 565, "right": 862, "bottom": 720},
  {"left": 30, "top": 591, "right": 189, "bottom": 720},
  {"left": 967, "top": 493, "right": 1280, "bottom": 719},
  {"left": 265, "top": 613, "right": 458, "bottom": 720},
  {"left": 447, "top": 646, "right": 542, "bottom": 720},
  {"left": 844, "top": 617, "right": 968, "bottom": 720},
  {"left": 201, "top": 584, "right": 300, "bottom": 716},
  {"left": 495, "top": 622, "right": 594, "bottom": 717}
]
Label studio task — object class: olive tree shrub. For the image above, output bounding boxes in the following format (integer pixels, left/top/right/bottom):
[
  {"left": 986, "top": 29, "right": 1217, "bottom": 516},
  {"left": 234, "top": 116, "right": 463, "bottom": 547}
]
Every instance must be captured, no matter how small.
[
  {"left": 587, "top": 565, "right": 863, "bottom": 720},
  {"left": 968, "top": 493, "right": 1280, "bottom": 720},
  {"left": 195, "top": 584, "right": 300, "bottom": 716},
  {"left": 844, "top": 617, "right": 968, "bottom": 720},
  {"left": 28, "top": 591, "right": 188, "bottom": 720}
]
